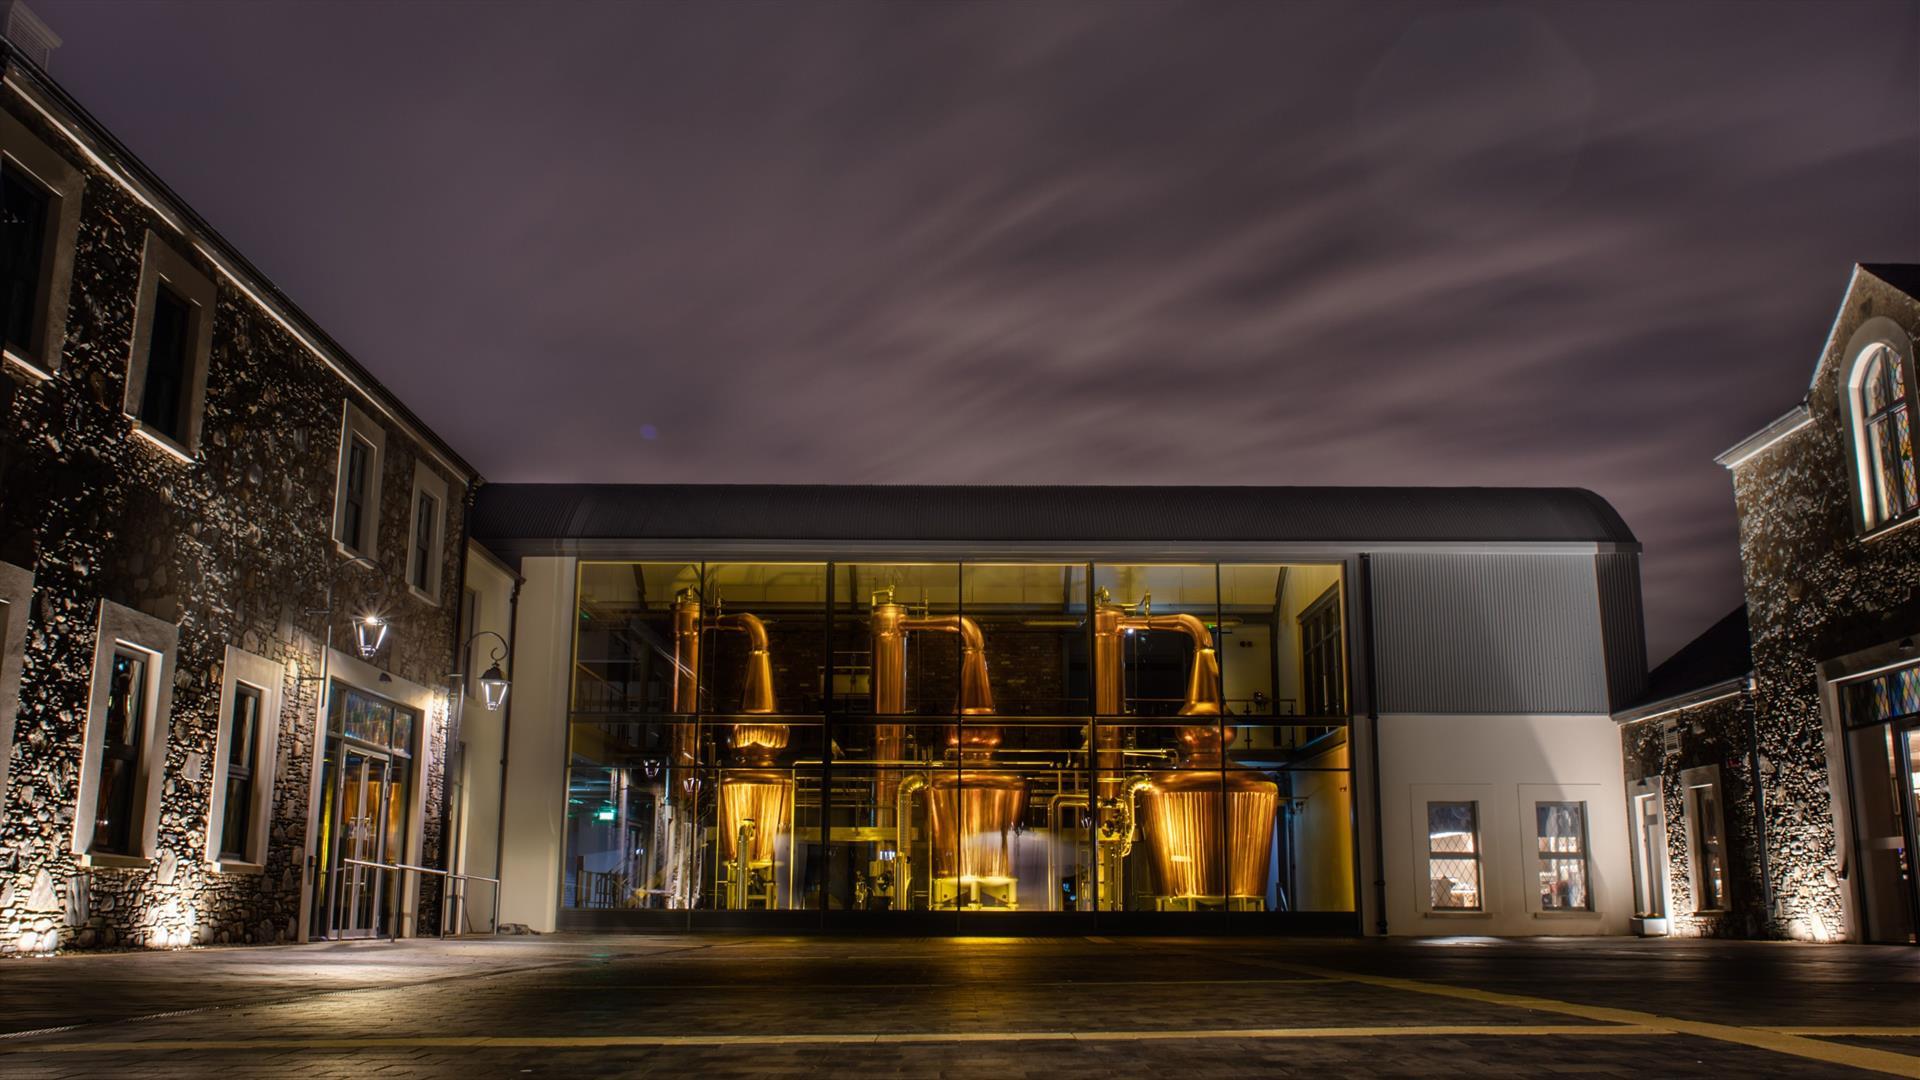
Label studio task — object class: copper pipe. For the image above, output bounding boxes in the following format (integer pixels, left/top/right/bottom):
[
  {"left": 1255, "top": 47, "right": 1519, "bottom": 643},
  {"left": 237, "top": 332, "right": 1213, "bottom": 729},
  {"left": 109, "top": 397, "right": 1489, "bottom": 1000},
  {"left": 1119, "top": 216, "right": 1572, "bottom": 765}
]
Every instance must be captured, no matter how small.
[
  {"left": 668, "top": 591, "right": 703, "bottom": 819},
  {"left": 1093, "top": 593, "right": 1276, "bottom": 909},
  {"left": 712, "top": 612, "right": 776, "bottom": 716}
]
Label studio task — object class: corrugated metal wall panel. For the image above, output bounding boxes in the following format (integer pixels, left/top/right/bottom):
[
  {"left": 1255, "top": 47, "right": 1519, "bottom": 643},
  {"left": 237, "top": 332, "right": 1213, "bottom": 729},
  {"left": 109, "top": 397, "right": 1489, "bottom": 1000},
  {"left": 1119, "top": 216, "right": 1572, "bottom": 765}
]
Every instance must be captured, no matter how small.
[
  {"left": 1369, "top": 552, "right": 1609, "bottom": 714},
  {"left": 1595, "top": 551, "right": 1649, "bottom": 709}
]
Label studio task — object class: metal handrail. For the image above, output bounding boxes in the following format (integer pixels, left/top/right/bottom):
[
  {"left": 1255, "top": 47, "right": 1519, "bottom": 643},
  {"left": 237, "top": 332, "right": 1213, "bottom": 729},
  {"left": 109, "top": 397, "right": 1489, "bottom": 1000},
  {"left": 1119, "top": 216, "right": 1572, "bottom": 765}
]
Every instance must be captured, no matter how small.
[{"left": 342, "top": 858, "right": 501, "bottom": 940}]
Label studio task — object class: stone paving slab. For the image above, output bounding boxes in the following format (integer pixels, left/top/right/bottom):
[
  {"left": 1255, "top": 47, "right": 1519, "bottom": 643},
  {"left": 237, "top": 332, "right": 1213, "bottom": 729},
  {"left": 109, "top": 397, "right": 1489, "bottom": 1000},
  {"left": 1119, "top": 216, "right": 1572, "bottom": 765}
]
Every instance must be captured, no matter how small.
[
  {"left": 0, "top": 1035, "right": 1886, "bottom": 1080},
  {"left": 2, "top": 934, "right": 1917, "bottom": 1077}
]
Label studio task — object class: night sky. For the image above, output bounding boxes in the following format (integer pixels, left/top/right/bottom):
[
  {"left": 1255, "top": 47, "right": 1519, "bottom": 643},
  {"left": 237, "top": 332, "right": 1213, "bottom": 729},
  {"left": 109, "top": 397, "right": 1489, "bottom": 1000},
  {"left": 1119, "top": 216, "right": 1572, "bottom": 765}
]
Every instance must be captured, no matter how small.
[{"left": 33, "top": 1, "right": 1920, "bottom": 661}]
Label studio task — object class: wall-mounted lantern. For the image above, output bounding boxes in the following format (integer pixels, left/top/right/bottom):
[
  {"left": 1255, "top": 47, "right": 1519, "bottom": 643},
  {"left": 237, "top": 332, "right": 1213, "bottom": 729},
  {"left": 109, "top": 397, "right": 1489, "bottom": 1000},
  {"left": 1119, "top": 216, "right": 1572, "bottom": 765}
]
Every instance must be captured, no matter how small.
[
  {"left": 355, "top": 613, "right": 390, "bottom": 660},
  {"left": 459, "top": 630, "right": 512, "bottom": 712}
]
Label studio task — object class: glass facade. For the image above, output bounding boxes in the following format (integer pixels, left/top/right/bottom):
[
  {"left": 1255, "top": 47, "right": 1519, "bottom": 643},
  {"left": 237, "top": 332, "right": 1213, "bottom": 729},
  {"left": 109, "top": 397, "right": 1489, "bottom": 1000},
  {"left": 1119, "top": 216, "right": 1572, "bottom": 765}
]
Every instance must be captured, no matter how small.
[{"left": 562, "top": 559, "right": 1356, "bottom": 927}]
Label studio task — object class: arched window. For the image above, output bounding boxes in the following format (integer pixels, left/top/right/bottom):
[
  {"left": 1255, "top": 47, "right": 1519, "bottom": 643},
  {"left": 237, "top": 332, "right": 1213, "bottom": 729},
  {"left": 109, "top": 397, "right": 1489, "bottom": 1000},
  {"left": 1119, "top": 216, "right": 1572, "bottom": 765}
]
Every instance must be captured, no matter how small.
[{"left": 1853, "top": 341, "right": 1918, "bottom": 529}]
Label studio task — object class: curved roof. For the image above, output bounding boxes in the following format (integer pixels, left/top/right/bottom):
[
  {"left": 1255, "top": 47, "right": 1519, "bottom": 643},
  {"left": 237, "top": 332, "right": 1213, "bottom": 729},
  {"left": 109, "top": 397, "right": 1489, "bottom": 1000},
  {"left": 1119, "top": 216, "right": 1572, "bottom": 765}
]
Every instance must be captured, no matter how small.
[{"left": 470, "top": 484, "right": 1635, "bottom": 549}]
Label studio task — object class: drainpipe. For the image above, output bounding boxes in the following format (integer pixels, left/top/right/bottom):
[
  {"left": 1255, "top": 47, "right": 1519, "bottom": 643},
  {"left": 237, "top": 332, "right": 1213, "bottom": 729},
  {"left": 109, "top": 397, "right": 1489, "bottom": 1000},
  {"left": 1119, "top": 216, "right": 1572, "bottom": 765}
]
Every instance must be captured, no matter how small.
[
  {"left": 1743, "top": 676, "right": 1773, "bottom": 932},
  {"left": 438, "top": 483, "right": 478, "bottom": 933},
  {"left": 1360, "top": 554, "right": 1387, "bottom": 936},
  {"left": 490, "top": 573, "right": 523, "bottom": 928}
]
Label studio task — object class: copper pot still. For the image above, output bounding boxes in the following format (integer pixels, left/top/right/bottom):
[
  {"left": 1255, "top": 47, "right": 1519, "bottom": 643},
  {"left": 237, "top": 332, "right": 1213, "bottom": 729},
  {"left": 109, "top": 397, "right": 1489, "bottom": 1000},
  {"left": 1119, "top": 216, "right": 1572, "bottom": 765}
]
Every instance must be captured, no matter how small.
[{"left": 1141, "top": 726, "right": 1278, "bottom": 904}]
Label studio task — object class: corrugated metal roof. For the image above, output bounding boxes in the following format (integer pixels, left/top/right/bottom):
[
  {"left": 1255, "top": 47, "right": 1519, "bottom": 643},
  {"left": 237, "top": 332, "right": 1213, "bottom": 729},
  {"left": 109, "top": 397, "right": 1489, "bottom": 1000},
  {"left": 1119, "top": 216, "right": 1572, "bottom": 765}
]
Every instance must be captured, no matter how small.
[{"left": 469, "top": 484, "right": 1635, "bottom": 546}]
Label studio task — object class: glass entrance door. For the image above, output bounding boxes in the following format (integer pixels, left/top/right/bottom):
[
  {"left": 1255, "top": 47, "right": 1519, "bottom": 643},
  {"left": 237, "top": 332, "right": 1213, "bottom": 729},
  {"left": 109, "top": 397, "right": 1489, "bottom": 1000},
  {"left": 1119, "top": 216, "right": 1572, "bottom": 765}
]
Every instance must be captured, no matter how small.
[
  {"left": 1896, "top": 725, "right": 1920, "bottom": 942},
  {"left": 312, "top": 685, "right": 418, "bottom": 940},
  {"left": 337, "top": 748, "right": 394, "bottom": 936}
]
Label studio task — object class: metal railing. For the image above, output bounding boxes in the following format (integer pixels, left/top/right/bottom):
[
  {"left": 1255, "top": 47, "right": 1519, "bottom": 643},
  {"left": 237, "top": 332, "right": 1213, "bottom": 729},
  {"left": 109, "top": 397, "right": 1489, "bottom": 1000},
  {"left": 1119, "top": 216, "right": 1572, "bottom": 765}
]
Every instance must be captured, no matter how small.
[{"left": 342, "top": 858, "right": 501, "bottom": 940}]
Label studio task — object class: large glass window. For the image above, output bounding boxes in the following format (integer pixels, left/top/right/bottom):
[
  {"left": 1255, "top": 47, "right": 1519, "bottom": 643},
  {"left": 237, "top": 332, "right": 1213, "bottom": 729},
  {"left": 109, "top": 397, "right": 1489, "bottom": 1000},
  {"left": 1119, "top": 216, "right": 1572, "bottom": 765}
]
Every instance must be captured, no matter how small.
[
  {"left": 1535, "top": 800, "right": 1591, "bottom": 911},
  {"left": 1426, "top": 801, "right": 1481, "bottom": 911},
  {"left": 559, "top": 558, "right": 1356, "bottom": 924},
  {"left": 92, "top": 649, "right": 149, "bottom": 855}
]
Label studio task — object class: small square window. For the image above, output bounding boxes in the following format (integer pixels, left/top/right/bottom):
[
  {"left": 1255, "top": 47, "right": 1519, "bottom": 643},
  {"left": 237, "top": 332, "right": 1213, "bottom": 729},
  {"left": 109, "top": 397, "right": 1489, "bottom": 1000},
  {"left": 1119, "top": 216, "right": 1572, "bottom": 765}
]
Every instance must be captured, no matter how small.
[{"left": 1426, "top": 800, "right": 1482, "bottom": 911}]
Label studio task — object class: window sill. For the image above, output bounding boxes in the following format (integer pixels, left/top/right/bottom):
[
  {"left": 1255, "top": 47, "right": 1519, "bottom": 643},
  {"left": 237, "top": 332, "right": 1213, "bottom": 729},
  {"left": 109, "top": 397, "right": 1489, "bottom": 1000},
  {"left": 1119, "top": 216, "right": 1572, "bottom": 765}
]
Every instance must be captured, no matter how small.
[
  {"left": 1533, "top": 909, "right": 1601, "bottom": 918},
  {"left": 407, "top": 585, "right": 441, "bottom": 608},
  {"left": 129, "top": 420, "right": 196, "bottom": 464},
  {"left": 2, "top": 347, "right": 54, "bottom": 381},
  {"left": 1420, "top": 910, "right": 1492, "bottom": 918},
  {"left": 80, "top": 852, "right": 152, "bottom": 870},
  {"left": 334, "top": 539, "right": 379, "bottom": 564},
  {"left": 1861, "top": 513, "right": 1920, "bottom": 544},
  {"left": 213, "top": 860, "right": 265, "bottom": 876}
]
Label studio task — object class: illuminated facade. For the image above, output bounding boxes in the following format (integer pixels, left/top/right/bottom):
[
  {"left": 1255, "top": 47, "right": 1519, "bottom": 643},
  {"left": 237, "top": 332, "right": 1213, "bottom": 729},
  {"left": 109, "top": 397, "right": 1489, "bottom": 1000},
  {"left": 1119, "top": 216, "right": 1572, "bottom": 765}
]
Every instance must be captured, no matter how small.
[
  {"left": 0, "top": 39, "right": 478, "bottom": 952},
  {"left": 471, "top": 485, "right": 1647, "bottom": 933},
  {"left": 1638, "top": 263, "right": 1920, "bottom": 945}
]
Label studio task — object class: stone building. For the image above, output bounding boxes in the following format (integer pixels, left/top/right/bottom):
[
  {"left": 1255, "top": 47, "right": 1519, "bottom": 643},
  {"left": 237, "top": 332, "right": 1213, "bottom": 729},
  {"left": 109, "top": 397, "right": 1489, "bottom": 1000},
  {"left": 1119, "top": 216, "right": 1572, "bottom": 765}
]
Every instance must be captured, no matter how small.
[
  {"left": 0, "top": 37, "right": 479, "bottom": 951},
  {"left": 1621, "top": 263, "right": 1920, "bottom": 944}
]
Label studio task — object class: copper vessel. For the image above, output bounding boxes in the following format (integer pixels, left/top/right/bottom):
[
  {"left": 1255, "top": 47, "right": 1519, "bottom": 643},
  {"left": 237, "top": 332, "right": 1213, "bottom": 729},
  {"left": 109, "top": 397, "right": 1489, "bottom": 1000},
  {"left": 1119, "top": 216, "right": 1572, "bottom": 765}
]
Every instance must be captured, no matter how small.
[
  {"left": 1140, "top": 726, "right": 1277, "bottom": 905},
  {"left": 714, "top": 611, "right": 791, "bottom": 905},
  {"left": 1093, "top": 595, "right": 1275, "bottom": 908},
  {"left": 672, "top": 595, "right": 793, "bottom": 907},
  {"left": 871, "top": 590, "right": 1026, "bottom": 907}
]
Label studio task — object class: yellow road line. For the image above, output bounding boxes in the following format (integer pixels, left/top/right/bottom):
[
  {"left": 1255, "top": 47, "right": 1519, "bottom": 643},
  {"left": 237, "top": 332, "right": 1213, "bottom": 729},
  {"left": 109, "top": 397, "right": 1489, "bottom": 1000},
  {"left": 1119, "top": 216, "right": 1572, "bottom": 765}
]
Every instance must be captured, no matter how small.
[
  {"left": 1274, "top": 963, "right": 1920, "bottom": 1078},
  {"left": 0, "top": 1024, "right": 1672, "bottom": 1053},
  {"left": 1766, "top": 1028, "right": 1920, "bottom": 1037}
]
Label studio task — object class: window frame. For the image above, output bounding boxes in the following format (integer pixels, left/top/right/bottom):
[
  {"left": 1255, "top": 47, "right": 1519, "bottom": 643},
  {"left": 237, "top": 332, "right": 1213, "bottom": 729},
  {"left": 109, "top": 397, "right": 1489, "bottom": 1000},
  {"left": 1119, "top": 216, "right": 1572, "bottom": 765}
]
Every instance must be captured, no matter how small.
[
  {"left": 1626, "top": 776, "right": 1669, "bottom": 919},
  {"left": 1296, "top": 582, "right": 1346, "bottom": 717},
  {"left": 0, "top": 561, "right": 32, "bottom": 823},
  {"left": 207, "top": 645, "right": 284, "bottom": 870},
  {"left": 72, "top": 600, "right": 178, "bottom": 865},
  {"left": 0, "top": 104, "right": 83, "bottom": 379},
  {"left": 1533, "top": 799, "right": 1594, "bottom": 913},
  {"left": 122, "top": 230, "right": 216, "bottom": 460},
  {"left": 1680, "top": 764, "right": 1731, "bottom": 914},
  {"left": 405, "top": 460, "right": 449, "bottom": 604},
  {"left": 1424, "top": 799, "right": 1485, "bottom": 913},
  {"left": 332, "top": 399, "right": 387, "bottom": 559},
  {"left": 1841, "top": 321, "right": 1920, "bottom": 535}
]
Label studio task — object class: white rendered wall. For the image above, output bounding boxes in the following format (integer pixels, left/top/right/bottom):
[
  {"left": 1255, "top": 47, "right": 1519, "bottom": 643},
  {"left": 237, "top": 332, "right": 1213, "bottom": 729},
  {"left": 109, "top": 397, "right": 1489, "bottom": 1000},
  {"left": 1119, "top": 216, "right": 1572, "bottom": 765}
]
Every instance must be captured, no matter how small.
[
  {"left": 452, "top": 545, "right": 518, "bottom": 932},
  {"left": 495, "top": 556, "right": 576, "bottom": 932},
  {"left": 1376, "top": 713, "right": 1629, "bottom": 936}
]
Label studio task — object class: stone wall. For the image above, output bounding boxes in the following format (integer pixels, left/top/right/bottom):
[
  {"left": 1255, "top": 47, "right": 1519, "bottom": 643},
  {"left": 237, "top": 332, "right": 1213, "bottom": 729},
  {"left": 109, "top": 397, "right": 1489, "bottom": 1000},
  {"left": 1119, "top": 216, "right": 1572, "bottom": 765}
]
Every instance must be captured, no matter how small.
[
  {"left": 1727, "top": 268, "right": 1920, "bottom": 942},
  {"left": 1620, "top": 692, "right": 1774, "bottom": 938},
  {"left": 0, "top": 83, "right": 471, "bottom": 953}
]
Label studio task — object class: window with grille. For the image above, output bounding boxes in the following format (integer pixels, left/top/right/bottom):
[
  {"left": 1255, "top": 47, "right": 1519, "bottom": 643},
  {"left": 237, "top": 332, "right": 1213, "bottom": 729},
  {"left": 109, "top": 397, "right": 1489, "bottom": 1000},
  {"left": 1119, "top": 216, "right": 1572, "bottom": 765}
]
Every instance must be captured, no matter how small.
[
  {"left": 1426, "top": 800, "right": 1482, "bottom": 910},
  {"left": 1535, "top": 800, "right": 1591, "bottom": 911}
]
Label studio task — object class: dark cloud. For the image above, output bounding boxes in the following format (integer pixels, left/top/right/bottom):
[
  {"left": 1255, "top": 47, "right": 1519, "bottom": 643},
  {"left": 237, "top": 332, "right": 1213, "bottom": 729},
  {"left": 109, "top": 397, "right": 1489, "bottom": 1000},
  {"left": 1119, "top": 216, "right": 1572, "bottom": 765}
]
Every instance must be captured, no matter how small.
[{"left": 36, "top": 0, "right": 1920, "bottom": 659}]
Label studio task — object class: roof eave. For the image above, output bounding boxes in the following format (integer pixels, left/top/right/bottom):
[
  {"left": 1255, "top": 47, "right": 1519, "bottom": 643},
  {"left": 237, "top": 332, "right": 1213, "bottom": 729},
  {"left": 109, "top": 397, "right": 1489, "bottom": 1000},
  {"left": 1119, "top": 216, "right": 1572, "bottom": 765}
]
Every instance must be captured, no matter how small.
[{"left": 1716, "top": 404, "right": 1813, "bottom": 469}]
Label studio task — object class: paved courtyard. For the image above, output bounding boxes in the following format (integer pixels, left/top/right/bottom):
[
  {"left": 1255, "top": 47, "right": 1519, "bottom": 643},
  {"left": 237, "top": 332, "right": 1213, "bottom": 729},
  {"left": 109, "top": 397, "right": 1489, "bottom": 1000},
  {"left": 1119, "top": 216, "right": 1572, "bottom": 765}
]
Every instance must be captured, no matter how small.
[{"left": 0, "top": 933, "right": 1916, "bottom": 1077}]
